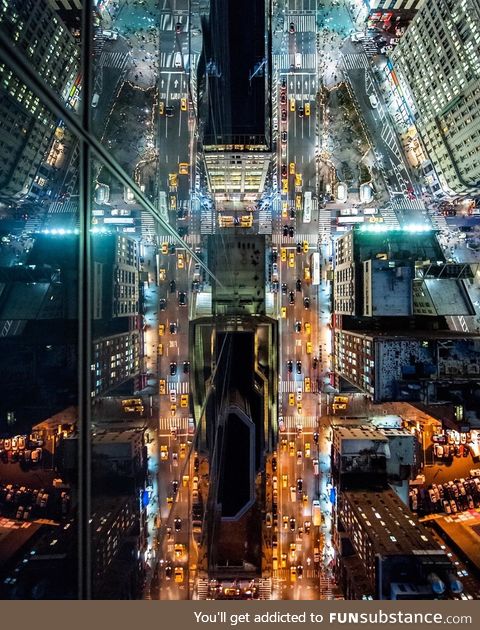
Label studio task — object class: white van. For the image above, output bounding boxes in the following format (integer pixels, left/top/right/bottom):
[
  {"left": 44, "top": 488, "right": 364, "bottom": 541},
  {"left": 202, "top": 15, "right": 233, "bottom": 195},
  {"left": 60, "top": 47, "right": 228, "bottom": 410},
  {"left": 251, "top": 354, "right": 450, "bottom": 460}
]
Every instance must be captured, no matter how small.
[
  {"left": 295, "top": 53, "right": 302, "bottom": 69},
  {"left": 369, "top": 94, "right": 378, "bottom": 109},
  {"left": 169, "top": 389, "right": 177, "bottom": 403},
  {"left": 174, "top": 52, "right": 182, "bottom": 68},
  {"left": 91, "top": 93, "right": 99, "bottom": 108}
]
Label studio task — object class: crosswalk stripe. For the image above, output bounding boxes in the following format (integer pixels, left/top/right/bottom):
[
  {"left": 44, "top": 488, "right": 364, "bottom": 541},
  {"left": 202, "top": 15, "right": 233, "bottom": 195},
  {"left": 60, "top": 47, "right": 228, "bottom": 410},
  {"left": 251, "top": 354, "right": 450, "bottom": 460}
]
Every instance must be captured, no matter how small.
[
  {"left": 342, "top": 52, "right": 369, "bottom": 71},
  {"left": 159, "top": 416, "right": 189, "bottom": 431},
  {"left": 271, "top": 233, "right": 318, "bottom": 245},
  {"left": 97, "top": 51, "right": 130, "bottom": 71},
  {"left": 286, "top": 14, "right": 316, "bottom": 33}
]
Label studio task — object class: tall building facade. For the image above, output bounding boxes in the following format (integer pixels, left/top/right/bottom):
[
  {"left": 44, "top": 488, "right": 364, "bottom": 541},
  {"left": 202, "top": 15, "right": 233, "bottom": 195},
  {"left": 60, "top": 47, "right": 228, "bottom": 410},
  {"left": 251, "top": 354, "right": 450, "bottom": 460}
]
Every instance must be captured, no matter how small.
[
  {"left": 0, "top": 0, "right": 79, "bottom": 201},
  {"left": 392, "top": 0, "right": 480, "bottom": 196}
]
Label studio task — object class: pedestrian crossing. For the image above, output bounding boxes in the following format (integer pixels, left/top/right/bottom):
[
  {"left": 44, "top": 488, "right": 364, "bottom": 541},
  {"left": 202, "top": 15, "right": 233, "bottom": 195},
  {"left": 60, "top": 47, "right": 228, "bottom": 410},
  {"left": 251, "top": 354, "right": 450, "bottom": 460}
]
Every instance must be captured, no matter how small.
[
  {"left": 159, "top": 14, "right": 190, "bottom": 32},
  {"left": 258, "top": 577, "right": 272, "bottom": 600},
  {"left": 319, "top": 573, "right": 335, "bottom": 600},
  {"left": 96, "top": 51, "right": 130, "bottom": 73},
  {"left": 159, "top": 416, "right": 189, "bottom": 432},
  {"left": 363, "top": 40, "right": 379, "bottom": 58},
  {"left": 196, "top": 578, "right": 209, "bottom": 600},
  {"left": 280, "top": 381, "right": 319, "bottom": 394},
  {"left": 161, "top": 233, "right": 201, "bottom": 245},
  {"left": 379, "top": 205, "right": 401, "bottom": 228},
  {"left": 48, "top": 198, "right": 79, "bottom": 215},
  {"left": 342, "top": 52, "right": 369, "bottom": 71},
  {"left": 287, "top": 14, "right": 317, "bottom": 33},
  {"left": 271, "top": 233, "right": 318, "bottom": 245},
  {"left": 281, "top": 416, "right": 318, "bottom": 429},
  {"left": 275, "top": 568, "right": 317, "bottom": 580},
  {"left": 274, "top": 53, "right": 317, "bottom": 72},
  {"left": 141, "top": 210, "right": 156, "bottom": 242},
  {"left": 430, "top": 213, "right": 448, "bottom": 230},
  {"left": 259, "top": 206, "right": 273, "bottom": 235}
]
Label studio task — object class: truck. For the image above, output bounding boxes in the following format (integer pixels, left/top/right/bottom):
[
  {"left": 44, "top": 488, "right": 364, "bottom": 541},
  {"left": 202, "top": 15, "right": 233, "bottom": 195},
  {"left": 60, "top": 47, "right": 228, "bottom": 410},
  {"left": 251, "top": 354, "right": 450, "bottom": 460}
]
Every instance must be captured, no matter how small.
[{"left": 312, "top": 499, "right": 321, "bottom": 526}]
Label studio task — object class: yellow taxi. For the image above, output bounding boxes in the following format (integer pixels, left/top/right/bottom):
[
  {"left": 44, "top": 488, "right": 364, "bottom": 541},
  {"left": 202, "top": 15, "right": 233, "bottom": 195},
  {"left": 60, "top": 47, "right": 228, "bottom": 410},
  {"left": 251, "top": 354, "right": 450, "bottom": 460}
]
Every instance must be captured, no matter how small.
[
  {"left": 159, "top": 379, "right": 166, "bottom": 395},
  {"left": 304, "top": 442, "right": 311, "bottom": 457},
  {"left": 281, "top": 438, "right": 288, "bottom": 452},
  {"left": 170, "top": 194, "right": 177, "bottom": 209},
  {"left": 168, "top": 173, "right": 178, "bottom": 188},
  {"left": 304, "top": 377, "right": 311, "bottom": 393},
  {"left": 281, "top": 306, "right": 287, "bottom": 318},
  {"left": 289, "top": 543, "right": 296, "bottom": 561},
  {"left": 289, "top": 162, "right": 295, "bottom": 175},
  {"left": 295, "top": 194, "right": 302, "bottom": 209},
  {"left": 332, "top": 402, "right": 347, "bottom": 412},
  {"left": 180, "top": 97, "right": 187, "bottom": 111},
  {"left": 170, "top": 404, "right": 177, "bottom": 415},
  {"left": 290, "top": 98, "right": 295, "bottom": 112},
  {"left": 179, "top": 443, "right": 187, "bottom": 459},
  {"left": 303, "top": 240, "right": 309, "bottom": 253},
  {"left": 159, "top": 101, "right": 165, "bottom": 115},
  {"left": 295, "top": 173, "right": 302, "bottom": 188},
  {"left": 282, "top": 201, "right": 289, "bottom": 218},
  {"left": 158, "top": 343, "right": 163, "bottom": 356},
  {"left": 288, "top": 251, "right": 295, "bottom": 268},
  {"left": 289, "top": 441, "right": 295, "bottom": 456},
  {"left": 303, "top": 493, "right": 308, "bottom": 505},
  {"left": 304, "top": 266, "right": 311, "bottom": 281},
  {"left": 160, "top": 444, "right": 168, "bottom": 460},
  {"left": 158, "top": 324, "right": 165, "bottom": 336},
  {"left": 177, "top": 252, "right": 185, "bottom": 269},
  {"left": 281, "top": 247, "right": 287, "bottom": 262},
  {"left": 306, "top": 341, "right": 312, "bottom": 354},
  {"left": 159, "top": 268, "right": 166, "bottom": 281},
  {"left": 174, "top": 567, "right": 184, "bottom": 583},
  {"left": 304, "top": 322, "right": 311, "bottom": 334},
  {"left": 161, "top": 241, "right": 169, "bottom": 254},
  {"left": 297, "top": 402, "right": 303, "bottom": 415},
  {"left": 288, "top": 393, "right": 295, "bottom": 406},
  {"left": 180, "top": 394, "right": 189, "bottom": 408},
  {"left": 290, "top": 566, "right": 297, "bottom": 583},
  {"left": 182, "top": 474, "right": 189, "bottom": 486},
  {"left": 179, "top": 162, "right": 189, "bottom": 175},
  {"left": 282, "top": 474, "right": 288, "bottom": 488},
  {"left": 334, "top": 395, "right": 349, "bottom": 404},
  {"left": 174, "top": 544, "right": 185, "bottom": 559},
  {"left": 166, "top": 495, "right": 173, "bottom": 505},
  {"left": 282, "top": 178, "right": 288, "bottom": 194},
  {"left": 281, "top": 553, "right": 287, "bottom": 569},
  {"left": 304, "top": 102, "right": 310, "bottom": 116}
]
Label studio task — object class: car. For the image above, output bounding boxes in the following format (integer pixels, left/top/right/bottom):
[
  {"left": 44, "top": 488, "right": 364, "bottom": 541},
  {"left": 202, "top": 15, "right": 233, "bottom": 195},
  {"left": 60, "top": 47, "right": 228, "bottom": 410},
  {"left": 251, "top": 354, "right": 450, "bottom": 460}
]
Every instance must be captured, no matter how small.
[
  {"left": 303, "top": 241, "right": 309, "bottom": 254},
  {"left": 161, "top": 242, "right": 169, "bottom": 254},
  {"left": 296, "top": 278, "right": 302, "bottom": 292},
  {"left": 180, "top": 97, "right": 187, "bottom": 111},
  {"left": 369, "top": 93, "right": 378, "bottom": 108},
  {"left": 303, "top": 297, "right": 310, "bottom": 309},
  {"left": 289, "top": 162, "right": 295, "bottom": 175},
  {"left": 294, "top": 321, "right": 302, "bottom": 333},
  {"left": 177, "top": 252, "right": 185, "bottom": 269},
  {"left": 296, "top": 241, "right": 302, "bottom": 254},
  {"left": 289, "top": 226, "right": 294, "bottom": 237},
  {"left": 281, "top": 164, "right": 288, "bottom": 177},
  {"left": 102, "top": 29, "right": 119, "bottom": 40},
  {"left": 290, "top": 566, "right": 297, "bottom": 583},
  {"left": 165, "top": 105, "right": 174, "bottom": 117},
  {"left": 434, "top": 443, "right": 444, "bottom": 458},
  {"left": 304, "top": 266, "right": 311, "bottom": 281},
  {"left": 289, "top": 291, "right": 295, "bottom": 305},
  {"left": 283, "top": 224, "right": 289, "bottom": 237},
  {"left": 304, "top": 377, "right": 311, "bottom": 393},
  {"left": 296, "top": 387, "right": 302, "bottom": 402},
  {"left": 289, "top": 22, "right": 295, "bottom": 33},
  {"left": 181, "top": 394, "right": 189, "bottom": 408},
  {"left": 450, "top": 499, "right": 457, "bottom": 514},
  {"left": 289, "top": 441, "right": 295, "bottom": 456},
  {"left": 170, "top": 362, "right": 177, "bottom": 376},
  {"left": 290, "top": 98, "right": 295, "bottom": 112},
  {"left": 159, "top": 268, "right": 166, "bottom": 281},
  {"left": 290, "top": 208, "right": 296, "bottom": 219},
  {"left": 296, "top": 360, "right": 302, "bottom": 374},
  {"left": 281, "top": 283, "right": 288, "bottom": 294},
  {"left": 175, "top": 21, "right": 182, "bottom": 33},
  {"left": 281, "top": 131, "right": 287, "bottom": 143},
  {"left": 165, "top": 565, "right": 172, "bottom": 580},
  {"left": 159, "top": 380, "right": 166, "bottom": 395},
  {"left": 174, "top": 517, "right": 182, "bottom": 532},
  {"left": 183, "top": 361, "right": 190, "bottom": 374},
  {"left": 282, "top": 178, "right": 288, "bottom": 194},
  {"left": 178, "top": 291, "right": 187, "bottom": 306},
  {"left": 282, "top": 515, "right": 289, "bottom": 529},
  {"left": 174, "top": 567, "right": 184, "bottom": 583},
  {"left": 159, "top": 101, "right": 165, "bottom": 115},
  {"left": 295, "top": 194, "right": 302, "bottom": 210},
  {"left": 159, "top": 298, "right": 167, "bottom": 312},
  {"left": 287, "top": 360, "right": 293, "bottom": 373},
  {"left": 179, "top": 162, "right": 189, "bottom": 175},
  {"left": 289, "top": 516, "right": 296, "bottom": 531},
  {"left": 306, "top": 341, "right": 312, "bottom": 354},
  {"left": 298, "top": 106, "right": 304, "bottom": 117},
  {"left": 281, "top": 306, "right": 287, "bottom": 318},
  {"left": 169, "top": 280, "right": 176, "bottom": 293},
  {"left": 288, "top": 252, "right": 295, "bottom": 268},
  {"left": 169, "top": 321, "right": 177, "bottom": 334},
  {"left": 169, "top": 389, "right": 177, "bottom": 403},
  {"left": 281, "top": 109, "right": 287, "bottom": 122},
  {"left": 280, "top": 92, "right": 287, "bottom": 104},
  {"left": 288, "top": 393, "right": 295, "bottom": 406},
  {"left": 304, "top": 103, "right": 310, "bottom": 116},
  {"left": 282, "top": 202, "right": 289, "bottom": 218},
  {"left": 304, "top": 322, "right": 311, "bottom": 335}
]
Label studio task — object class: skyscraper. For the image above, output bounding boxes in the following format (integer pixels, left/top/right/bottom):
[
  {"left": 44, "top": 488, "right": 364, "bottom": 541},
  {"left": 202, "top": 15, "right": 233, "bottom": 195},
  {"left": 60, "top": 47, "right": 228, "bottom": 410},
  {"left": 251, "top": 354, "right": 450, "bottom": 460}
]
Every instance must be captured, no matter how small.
[
  {"left": 392, "top": 0, "right": 480, "bottom": 196},
  {"left": 0, "top": 0, "right": 79, "bottom": 202}
]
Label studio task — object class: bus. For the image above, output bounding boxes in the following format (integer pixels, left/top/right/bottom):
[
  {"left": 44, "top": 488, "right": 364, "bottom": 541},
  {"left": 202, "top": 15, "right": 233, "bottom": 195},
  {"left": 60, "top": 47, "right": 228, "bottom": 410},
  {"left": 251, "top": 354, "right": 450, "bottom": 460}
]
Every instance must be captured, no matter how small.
[
  {"left": 337, "top": 215, "right": 365, "bottom": 224},
  {"left": 303, "top": 191, "right": 312, "bottom": 223},
  {"left": 310, "top": 252, "right": 320, "bottom": 286},
  {"left": 312, "top": 500, "right": 321, "bottom": 526}
]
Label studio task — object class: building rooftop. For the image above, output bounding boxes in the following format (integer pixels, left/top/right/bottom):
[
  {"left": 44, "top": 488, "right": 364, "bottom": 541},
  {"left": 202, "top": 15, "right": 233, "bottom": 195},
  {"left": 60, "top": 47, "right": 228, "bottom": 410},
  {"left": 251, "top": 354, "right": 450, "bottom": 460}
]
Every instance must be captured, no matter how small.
[
  {"left": 364, "top": 259, "right": 412, "bottom": 317},
  {"left": 334, "top": 425, "right": 388, "bottom": 442},
  {"left": 342, "top": 489, "right": 442, "bottom": 556}
]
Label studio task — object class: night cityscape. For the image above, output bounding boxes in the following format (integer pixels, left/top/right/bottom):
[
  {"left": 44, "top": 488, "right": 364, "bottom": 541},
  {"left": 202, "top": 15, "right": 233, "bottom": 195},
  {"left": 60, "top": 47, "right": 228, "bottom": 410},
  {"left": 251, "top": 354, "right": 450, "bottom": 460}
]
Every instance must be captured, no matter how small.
[{"left": 1, "top": 0, "right": 480, "bottom": 602}]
